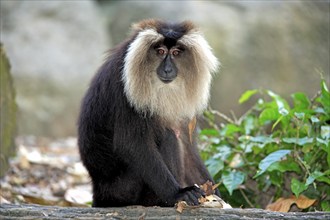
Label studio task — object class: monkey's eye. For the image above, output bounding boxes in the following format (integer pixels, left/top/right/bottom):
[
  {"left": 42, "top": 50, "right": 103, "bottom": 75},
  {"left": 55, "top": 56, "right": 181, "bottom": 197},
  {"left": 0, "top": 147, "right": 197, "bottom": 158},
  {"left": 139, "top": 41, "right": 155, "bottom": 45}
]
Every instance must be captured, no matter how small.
[
  {"left": 157, "top": 48, "right": 166, "bottom": 55},
  {"left": 172, "top": 49, "right": 181, "bottom": 57}
]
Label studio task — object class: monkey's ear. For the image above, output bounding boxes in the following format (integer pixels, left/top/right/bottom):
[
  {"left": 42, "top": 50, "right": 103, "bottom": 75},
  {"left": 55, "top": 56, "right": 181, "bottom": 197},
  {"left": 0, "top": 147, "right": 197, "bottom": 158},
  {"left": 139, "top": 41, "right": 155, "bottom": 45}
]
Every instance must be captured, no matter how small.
[
  {"left": 131, "top": 19, "right": 162, "bottom": 31},
  {"left": 180, "top": 21, "right": 197, "bottom": 33}
]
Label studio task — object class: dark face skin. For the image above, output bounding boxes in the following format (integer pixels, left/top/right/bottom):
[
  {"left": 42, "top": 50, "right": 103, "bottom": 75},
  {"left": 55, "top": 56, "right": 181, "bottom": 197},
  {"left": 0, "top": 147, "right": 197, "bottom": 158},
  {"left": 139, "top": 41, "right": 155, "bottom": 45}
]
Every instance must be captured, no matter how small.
[{"left": 156, "top": 44, "right": 183, "bottom": 83}]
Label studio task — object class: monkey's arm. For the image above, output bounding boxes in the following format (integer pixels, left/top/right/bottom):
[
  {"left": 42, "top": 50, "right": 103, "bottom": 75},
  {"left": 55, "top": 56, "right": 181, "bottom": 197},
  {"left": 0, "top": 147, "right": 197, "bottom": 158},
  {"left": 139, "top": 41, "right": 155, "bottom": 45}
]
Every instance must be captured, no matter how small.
[{"left": 112, "top": 115, "right": 204, "bottom": 206}]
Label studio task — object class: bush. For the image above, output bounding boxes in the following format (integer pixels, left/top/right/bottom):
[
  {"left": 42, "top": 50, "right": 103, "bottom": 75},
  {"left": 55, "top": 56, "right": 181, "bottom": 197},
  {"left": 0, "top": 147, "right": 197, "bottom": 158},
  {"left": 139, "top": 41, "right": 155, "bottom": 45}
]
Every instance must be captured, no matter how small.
[{"left": 200, "top": 79, "right": 330, "bottom": 211}]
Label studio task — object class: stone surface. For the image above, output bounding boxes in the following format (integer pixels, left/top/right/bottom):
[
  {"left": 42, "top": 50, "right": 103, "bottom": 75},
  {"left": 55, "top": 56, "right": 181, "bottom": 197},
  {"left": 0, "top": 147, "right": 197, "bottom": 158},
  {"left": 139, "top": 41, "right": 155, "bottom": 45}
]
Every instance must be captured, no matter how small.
[
  {"left": 1, "top": 0, "right": 109, "bottom": 83},
  {"left": 1, "top": 204, "right": 329, "bottom": 220},
  {"left": 1, "top": 0, "right": 110, "bottom": 137}
]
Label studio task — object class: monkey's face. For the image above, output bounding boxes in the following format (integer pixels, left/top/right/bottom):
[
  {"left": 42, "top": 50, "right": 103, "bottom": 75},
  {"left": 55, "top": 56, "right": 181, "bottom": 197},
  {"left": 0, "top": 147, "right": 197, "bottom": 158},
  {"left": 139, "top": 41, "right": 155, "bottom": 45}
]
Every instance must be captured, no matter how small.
[
  {"left": 122, "top": 19, "right": 219, "bottom": 122},
  {"left": 148, "top": 39, "right": 201, "bottom": 87},
  {"left": 154, "top": 44, "right": 180, "bottom": 83}
]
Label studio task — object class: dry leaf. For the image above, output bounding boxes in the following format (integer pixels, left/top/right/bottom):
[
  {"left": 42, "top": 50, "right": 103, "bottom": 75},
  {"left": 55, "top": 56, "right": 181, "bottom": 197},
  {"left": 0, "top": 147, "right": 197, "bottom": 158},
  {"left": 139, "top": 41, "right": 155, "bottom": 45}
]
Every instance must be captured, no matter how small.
[
  {"left": 18, "top": 155, "right": 31, "bottom": 169},
  {"left": 188, "top": 117, "right": 196, "bottom": 144},
  {"left": 199, "top": 181, "right": 232, "bottom": 208},
  {"left": 200, "top": 195, "right": 232, "bottom": 208},
  {"left": 64, "top": 186, "right": 92, "bottom": 205},
  {"left": 198, "top": 196, "right": 207, "bottom": 203},
  {"left": 266, "top": 195, "right": 316, "bottom": 212},
  {"left": 266, "top": 197, "right": 291, "bottom": 212},
  {"left": 176, "top": 181, "right": 232, "bottom": 213},
  {"left": 295, "top": 195, "right": 317, "bottom": 209},
  {"left": 0, "top": 196, "right": 10, "bottom": 204},
  {"left": 22, "top": 194, "right": 60, "bottom": 206},
  {"left": 212, "top": 183, "right": 220, "bottom": 191},
  {"left": 176, "top": 201, "right": 188, "bottom": 213},
  {"left": 200, "top": 195, "right": 222, "bottom": 208},
  {"left": 200, "top": 180, "right": 216, "bottom": 196}
]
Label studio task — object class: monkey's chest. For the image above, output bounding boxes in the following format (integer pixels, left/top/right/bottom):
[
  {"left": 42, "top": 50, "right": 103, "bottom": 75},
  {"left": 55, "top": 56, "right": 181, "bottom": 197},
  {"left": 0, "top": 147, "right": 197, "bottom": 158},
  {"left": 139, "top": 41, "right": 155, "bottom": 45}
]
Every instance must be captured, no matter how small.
[{"left": 157, "top": 129, "right": 186, "bottom": 181}]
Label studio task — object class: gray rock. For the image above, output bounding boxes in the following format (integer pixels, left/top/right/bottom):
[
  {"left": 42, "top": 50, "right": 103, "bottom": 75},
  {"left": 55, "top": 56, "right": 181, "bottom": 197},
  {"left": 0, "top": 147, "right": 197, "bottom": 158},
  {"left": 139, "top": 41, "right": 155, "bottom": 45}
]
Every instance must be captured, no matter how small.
[
  {"left": 1, "top": 0, "right": 109, "bottom": 83},
  {"left": 1, "top": 204, "right": 329, "bottom": 220},
  {"left": 1, "top": 0, "right": 110, "bottom": 137}
]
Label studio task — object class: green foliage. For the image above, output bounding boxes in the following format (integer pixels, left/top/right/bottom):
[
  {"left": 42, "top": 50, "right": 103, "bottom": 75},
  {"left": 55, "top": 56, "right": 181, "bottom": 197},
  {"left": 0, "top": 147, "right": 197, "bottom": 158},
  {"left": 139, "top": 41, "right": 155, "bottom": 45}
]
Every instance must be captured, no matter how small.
[{"left": 200, "top": 80, "right": 330, "bottom": 211}]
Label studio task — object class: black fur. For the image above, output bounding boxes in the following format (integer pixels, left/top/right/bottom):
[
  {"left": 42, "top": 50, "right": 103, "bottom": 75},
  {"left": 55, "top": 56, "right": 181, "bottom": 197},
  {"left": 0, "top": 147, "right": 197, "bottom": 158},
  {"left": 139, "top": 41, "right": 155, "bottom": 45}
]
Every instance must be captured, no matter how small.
[
  {"left": 78, "top": 26, "right": 218, "bottom": 207},
  {"left": 158, "top": 22, "right": 188, "bottom": 40}
]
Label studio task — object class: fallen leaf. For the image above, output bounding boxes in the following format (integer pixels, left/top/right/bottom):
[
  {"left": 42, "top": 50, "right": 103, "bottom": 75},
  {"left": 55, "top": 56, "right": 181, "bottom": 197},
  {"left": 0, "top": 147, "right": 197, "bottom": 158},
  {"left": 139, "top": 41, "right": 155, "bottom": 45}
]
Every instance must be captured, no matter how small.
[
  {"left": 266, "top": 198, "right": 291, "bottom": 212},
  {"left": 64, "top": 186, "right": 92, "bottom": 205},
  {"left": 176, "top": 201, "right": 188, "bottom": 213},
  {"left": 200, "top": 180, "right": 215, "bottom": 196},
  {"left": 212, "top": 182, "right": 220, "bottom": 191},
  {"left": 200, "top": 195, "right": 232, "bottom": 208},
  {"left": 188, "top": 117, "right": 196, "bottom": 144},
  {"left": 18, "top": 155, "right": 31, "bottom": 169},
  {"left": 198, "top": 196, "right": 207, "bottom": 204},
  {"left": 22, "top": 194, "right": 60, "bottom": 206},
  {"left": 0, "top": 196, "right": 10, "bottom": 204},
  {"left": 198, "top": 181, "right": 232, "bottom": 208},
  {"left": 200, "top": 195, "right": 223, "bottom": 208},
  {"left": 295, "top": 195, "right": 317, "bottom": 209},
  {"left": 266, "top": 195, "right": 316, "bottom": 212}
]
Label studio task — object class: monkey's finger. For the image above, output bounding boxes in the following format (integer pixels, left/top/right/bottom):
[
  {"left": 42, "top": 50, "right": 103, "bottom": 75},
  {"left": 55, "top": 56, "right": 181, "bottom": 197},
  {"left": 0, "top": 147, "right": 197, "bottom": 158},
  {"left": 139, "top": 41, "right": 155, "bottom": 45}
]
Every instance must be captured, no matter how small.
[
  {"left": 192, "top": 187, "right": 206, "bottom": 197},
  {"left": 186, "top": 192, "right": 201, "bottom": 206}
]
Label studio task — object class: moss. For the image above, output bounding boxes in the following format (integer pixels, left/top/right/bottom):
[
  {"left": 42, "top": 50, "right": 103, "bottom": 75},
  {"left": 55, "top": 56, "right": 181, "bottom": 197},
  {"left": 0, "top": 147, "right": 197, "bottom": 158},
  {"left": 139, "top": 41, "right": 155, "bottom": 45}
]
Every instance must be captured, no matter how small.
[{"left": 0, "top": 43, "right": 17, "bottom": 177}]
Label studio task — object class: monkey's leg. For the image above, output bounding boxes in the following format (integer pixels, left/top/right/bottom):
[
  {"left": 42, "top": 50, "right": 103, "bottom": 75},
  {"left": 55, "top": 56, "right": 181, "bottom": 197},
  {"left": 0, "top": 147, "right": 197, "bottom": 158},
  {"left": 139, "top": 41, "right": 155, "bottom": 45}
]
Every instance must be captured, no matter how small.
[{"left": 92, "top": 172, "right": 143, "bottom": 207}]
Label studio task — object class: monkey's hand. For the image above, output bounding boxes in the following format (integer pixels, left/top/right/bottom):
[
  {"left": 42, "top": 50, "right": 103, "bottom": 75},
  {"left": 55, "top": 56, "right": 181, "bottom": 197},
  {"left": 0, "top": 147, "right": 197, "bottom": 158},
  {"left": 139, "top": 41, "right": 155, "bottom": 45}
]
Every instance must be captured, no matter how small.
[{"left": 175, "top": 185, "right": 205, "bottom": 206}]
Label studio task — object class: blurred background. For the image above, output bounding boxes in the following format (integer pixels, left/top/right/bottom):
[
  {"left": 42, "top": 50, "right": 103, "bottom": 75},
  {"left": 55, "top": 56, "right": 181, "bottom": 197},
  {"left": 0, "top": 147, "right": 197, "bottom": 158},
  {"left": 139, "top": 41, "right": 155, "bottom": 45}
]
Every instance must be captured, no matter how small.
[{"left": 1, "top": 0, "right": 329, "bottom": 138}]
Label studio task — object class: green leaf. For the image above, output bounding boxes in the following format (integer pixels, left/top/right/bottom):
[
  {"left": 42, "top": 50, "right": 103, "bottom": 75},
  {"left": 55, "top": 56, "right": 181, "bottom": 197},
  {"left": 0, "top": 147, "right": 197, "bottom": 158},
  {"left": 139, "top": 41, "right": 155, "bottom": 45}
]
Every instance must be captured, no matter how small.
[
  {"left": 291, "top": 92, "right": 310, "bottom": 109},
  {"left": 321, "top": 126, "right": 330, "bottom": 139},
  {"left": 305, "top": 171, "right": 324, "bottom": 186},
  {"left": 291, "top": 178, "right": 308, "bottom": 197},
  {"left": 249, "top": 135, "right": 276, "bottom": 144},
  {"left": 326, "top": 143, "right": 330, "bottom": 167},
  {"left": 254, "top": 149, "right": 291, "bottom": 178},
  {"left": 267, "top": 90, "right": 290, "bottom": 116},
  {"left": 294, "top": 112, "right": 305, "bottom": 120},
  {"left": 282, "top": 137, "right": 314, "bottom": 146},
  {"left": 268, "top": 160, "right": 301, "bottom": 173},
  {"left": 213, "top": 145, "right": 233, "bottom": 161},
  {"left": 203, "top": 111, "right": 215, "bottom": 122},
  {"left": 311, "top": 116, "right": 320, "bottom": 124},
  {"left": 272, "top": 115, "right": 284, "bottom": 130},
  {"left": 305, "top": 171, "right": 330, "bottom": 186},
  {"left": 259, "top": 108, "right": 280, "bottom": 124},
  {"left": 269, "top": 171, "right": 283, "bottom": 187},
  {"left": 243, "top": 115, "right": 255, "bottom": 135},
  {"left": 222, "top": 171, "right": 245, "bottom": 195},
  {"left": 222, "top": 124, "right": 242, "bottom": 136},
  {"left": 317, "top": 137, "right": 329, "bottom": 146},
  {"left": 321, "top": 201, "right": 330, "bottom": 211},
  {"left": 200, "top": 129, "right": 219, "bottom": 136},
  {"left": 315, "top": 175, "right": 330, "bottom": 185},
  {"left": 239, "top": 89, "right": 258, "bottom": 104},
  {"left": 206, "top": 158, "right": 224, "bottom": 177},
  {"left": 319, "top": 80, "right": 330, "bottom": 111}
]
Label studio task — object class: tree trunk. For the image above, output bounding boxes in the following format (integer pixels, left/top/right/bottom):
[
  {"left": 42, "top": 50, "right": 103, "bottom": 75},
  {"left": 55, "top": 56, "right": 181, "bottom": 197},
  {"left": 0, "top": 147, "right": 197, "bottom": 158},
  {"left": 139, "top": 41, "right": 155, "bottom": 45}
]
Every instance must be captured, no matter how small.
[{"left": 0, "top": 43, "right": 17, "bottom": 178}]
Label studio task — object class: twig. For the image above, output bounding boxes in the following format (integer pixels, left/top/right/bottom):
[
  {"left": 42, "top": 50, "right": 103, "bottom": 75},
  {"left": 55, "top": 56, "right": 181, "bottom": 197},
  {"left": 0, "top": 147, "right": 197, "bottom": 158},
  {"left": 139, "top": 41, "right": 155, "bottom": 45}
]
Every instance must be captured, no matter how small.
[
  {"left": 208, "top": 109, "right": 235, "bottom": 124},
  {"left": 239, "top": 188, "right": 254, "bottom": 208},
  {"left": 310, "top": 90, "right": 321, "bottom": 106}
]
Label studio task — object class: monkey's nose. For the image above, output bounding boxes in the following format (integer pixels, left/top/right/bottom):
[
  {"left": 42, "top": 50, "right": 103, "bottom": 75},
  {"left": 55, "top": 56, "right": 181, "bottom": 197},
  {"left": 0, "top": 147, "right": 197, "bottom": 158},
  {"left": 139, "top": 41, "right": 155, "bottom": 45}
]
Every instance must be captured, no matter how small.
[{"left": 164, "top": 67, "right": 173, "bottom": 74}]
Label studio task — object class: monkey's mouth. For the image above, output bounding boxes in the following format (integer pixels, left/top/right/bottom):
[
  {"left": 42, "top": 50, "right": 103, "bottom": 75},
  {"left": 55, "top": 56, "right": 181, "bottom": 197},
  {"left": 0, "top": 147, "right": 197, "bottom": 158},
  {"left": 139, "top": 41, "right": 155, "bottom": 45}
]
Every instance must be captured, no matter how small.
[
  {"left": 159, "top": 78, "right": 174, "bottom": 84},
  {"left": 158, "top": 76, "right": 175, "bottom": 84}
]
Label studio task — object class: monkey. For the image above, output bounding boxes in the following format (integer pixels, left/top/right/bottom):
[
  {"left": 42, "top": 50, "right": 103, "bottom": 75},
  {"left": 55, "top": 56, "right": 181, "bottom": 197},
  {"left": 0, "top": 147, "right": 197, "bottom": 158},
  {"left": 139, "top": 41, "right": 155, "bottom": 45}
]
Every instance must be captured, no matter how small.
[{"left": 78, "top": 19, "right": 220, "bottom": 207}]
